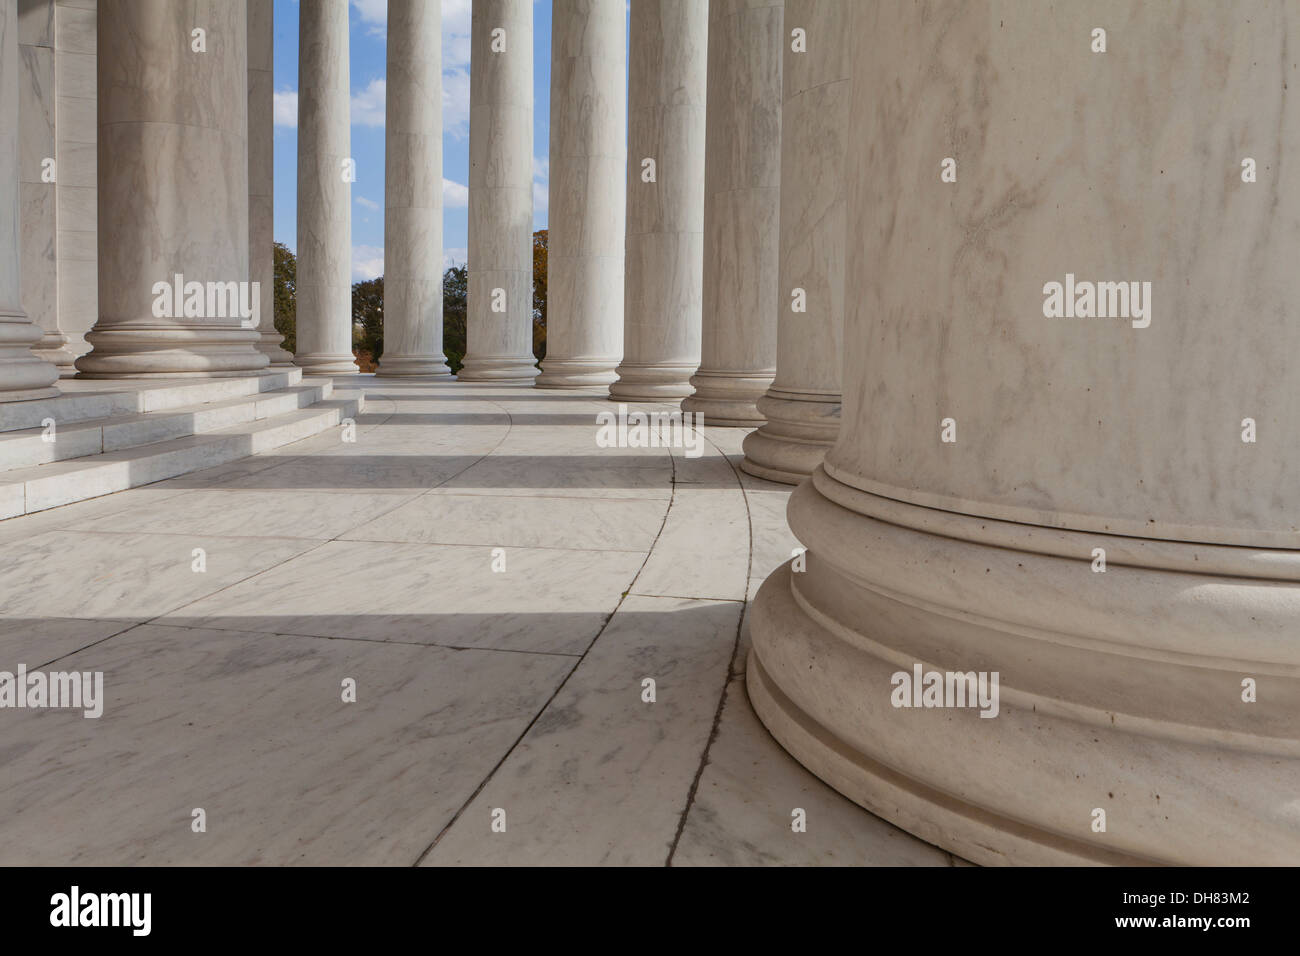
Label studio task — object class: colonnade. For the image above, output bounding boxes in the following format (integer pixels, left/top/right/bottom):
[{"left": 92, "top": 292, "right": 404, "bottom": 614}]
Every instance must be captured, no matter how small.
[{"left": 3, "top": 0, "right": 1297, "bottom": 865}]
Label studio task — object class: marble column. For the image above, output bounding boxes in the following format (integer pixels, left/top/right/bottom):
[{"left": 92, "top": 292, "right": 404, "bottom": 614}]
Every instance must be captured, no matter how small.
[
  {"left": 609, "top": 0, "right": 707, "bottom": 403},
  {"left": 75, "top": 0, "right": 267, "bottom": 378},
  {"left": 534, "top": 0, "right": 626, "bottom": 388},
  {"left": 0, "top": 0, "right": 59, "bottom": 399},
  {"left": 681, "top": 0, "right": 782, "bottom": 426},
  {"left": 248, "top": 0, "right": 293, "bottom": 366},
  {"left": 53, "top": 0, "right": 96, "bottom": 364},
  {"left": 377, "top": 0, "right": 450, "bottom": 377},
  {"left": 18, "top": 0, "right": 75, "bottom": 375},
  {"left": 749, "top": 0, "right": 1300, "bottom": 865},
  {"left": 294, "top": 0, "right": 356, "bottom": 374},
  {"left": 459, "top": 0, "right": 538, "bottom": 383},
  {"left": 740, "top": 0, "right": 845, "bottom": 481}
]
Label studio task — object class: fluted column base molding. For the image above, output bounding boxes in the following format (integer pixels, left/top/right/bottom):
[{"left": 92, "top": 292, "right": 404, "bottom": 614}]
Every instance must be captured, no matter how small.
[
  {"left": 607, "top": 363, "right": 696, "bottom": 402},
  {"left": 681, "top": 369, "right": 772, "bottom": 426},
  {"left": 376, "top": 355, "right": 452, "bottom": 377},
  {"left": 748, "top": 466, "right": 1300, "bottom": 866},
  {"left": 256, "top": 336, "right": 296, "bottom": 367},
  {"left": 535, "top": 359, "right": 619, "bottom": 389},
  {"left": 74, "top": 327, "right": 269, "bottom": 378},
  {"left": 0, "top": 314, "right": 61, "bottom": 400},
  {"left": 34, "top": 331, "right": 81, "bottom": 378},
  {"left": 740, "top": 388, "right": 839, "bottom": 483},
  {"left": 293, "top": 353, "right": 358, "bottom": 375},
  {"left": 456, "top": 357, "right": 539, "bottom": 384}
]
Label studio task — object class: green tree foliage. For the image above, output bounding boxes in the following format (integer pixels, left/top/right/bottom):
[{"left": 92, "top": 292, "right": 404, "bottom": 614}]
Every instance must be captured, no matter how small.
[
  {"left": 532, "top": 229, "right": 547, "bottom": 363},
  {"left": 351, "top": 276, "right": 384, "bottom": 370},
  {"left": 272, "top": 241, "right": 297, "bottom": 354},
  {"left": 442, "top": 263, "right": 468, "bottom": 373}
]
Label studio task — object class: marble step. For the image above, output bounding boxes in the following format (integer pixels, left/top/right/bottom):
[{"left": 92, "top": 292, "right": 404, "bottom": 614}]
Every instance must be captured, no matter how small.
[
  {"left": 0, "top": 368, "right": 304, "bottom": 434},
  {"left": 0, "top": 393, "right": 364, "bottom": 520},
  {"left": 0, "top": 382, "right": 336, "bottom": 472}
]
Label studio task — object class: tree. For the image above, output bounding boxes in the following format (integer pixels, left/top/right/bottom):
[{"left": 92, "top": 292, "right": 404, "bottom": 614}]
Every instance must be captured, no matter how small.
[
  {"left": 351, "top": 276, "right": 384, "bottom": 370},
  {"left": 532, "top": 229, "right": 547, "bottom": 362},
  {"left": 272, "top": 241, "right": 297, "bottom": 354},
  {"left": 442, "top": 263, "right": 468, "bottom": 373}
]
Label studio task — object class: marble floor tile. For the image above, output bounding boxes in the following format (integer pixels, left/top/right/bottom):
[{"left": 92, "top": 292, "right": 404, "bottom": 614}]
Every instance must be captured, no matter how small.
[
  {"left": 0, "top": 529, "right": 320, "bottom": 623},
  {"left": 66, "top": 488, "right": 419, "bottom": 540},
  {"left": 632, "top": 489, "right": 751, "bottom": 601},
  {"left": 671, "top": 674, "right": 954, "bottom": 867},
  {"left": 0, "top": 624, "right": 573, "bottom": 865},
  {"left": 162, "top": 539, "right": 646, "bottom": 655},
  {"left": 423, "top": 596, "right": 741, "bottom": 866},
  {"left": 343, "top": 492, "right": 667, "bottom": 551}
]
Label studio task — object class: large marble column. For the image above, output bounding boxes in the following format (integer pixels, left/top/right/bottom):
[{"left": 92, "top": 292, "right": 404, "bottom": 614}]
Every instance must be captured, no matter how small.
[
  {"left": 459, "top": 0, "right": 538, "bottom": 383},
  {"left": 749, "top": 0, "right": 1300, "bottom": 865},
  {"left": 377, "top": 0, "right": 450, "bottom": 377},
  {"left": 0, "top": 0, "right": 59, "bottom": 399},
  {"left": 740, "top": 0, "right": 845, "bottom": 481},
  {"left": 18, "top": 0, "right": 75, "bottom": 375},
  {"left": 294, "top": 0, "right": 356, "bottom": 374},
  {"left": 75, "top": 0, "right": 267, "bottom": 378},
  {"left": 248, "top": 0, "right": 293, "bottom": 366},
  {"left": 681, "top": 0, "right": 782, "bottom": 426},
  {"left": 534, "top": 0, "right": 626, "bottom": 388},
  {"left": 608, "top": 0, "right": 707, "bottom": 403}
]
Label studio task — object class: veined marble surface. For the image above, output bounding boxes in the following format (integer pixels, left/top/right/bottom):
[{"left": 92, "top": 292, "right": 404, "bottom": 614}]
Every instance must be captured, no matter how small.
[{"left": 0, "top": 377, "right": 955, "bottom": 865}]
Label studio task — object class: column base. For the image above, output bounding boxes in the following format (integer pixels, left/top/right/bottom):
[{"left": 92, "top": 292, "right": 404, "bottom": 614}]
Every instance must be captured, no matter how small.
[
  {"left": 34, "top": 333, "right": 81, "bottom": 378},
  {"left": 608, "top": 363, "right": 696, "bottom": 402},
  {"left": 535, "top": 358, "right": 620, "bottom": 388},
  {"left": 681, "top": 369, "right": 772, "bottom": 426},
  {"left": 293, "top": 353, "right": 359, "bottom": 374},
  {"left": 74, "top": 326, "right": 270, "bottom": 378},
  {"left": 376, "top": 354, "right": 452, "bottom": 377},
  {"left": 256, "top": 332, "right": 296, "bottom": 367},
  {"left": 748, "top": 467, "right": 1300, "bottom": 866},
  {"left": 455, "top": 356, "right": 539, "bottom": 383},
  {"left": 740, "top": 388, "right": 841, "bottom": 484},
  {"left": 0, "top": 314, "right": 61, "bottom": 401}
]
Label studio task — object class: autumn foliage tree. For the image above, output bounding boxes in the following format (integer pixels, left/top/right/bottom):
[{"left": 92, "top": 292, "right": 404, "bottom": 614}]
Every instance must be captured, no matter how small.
[{"left": 532, "top": 229, "right": 547, "bottom": 362}]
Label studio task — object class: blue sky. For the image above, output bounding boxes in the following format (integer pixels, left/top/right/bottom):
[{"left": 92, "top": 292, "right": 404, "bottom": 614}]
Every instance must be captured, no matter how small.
[{"left": 271, "top": 0, "right": 556, "bottom": 279}]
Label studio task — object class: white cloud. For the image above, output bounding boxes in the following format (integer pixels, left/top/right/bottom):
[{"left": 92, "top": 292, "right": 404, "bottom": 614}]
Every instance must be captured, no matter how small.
[
  {"left": 532, "top": 156, "right": 549, "bottom": 215},
  {"left": 273, "top": 89, "right": 298, "bottom": 128},
  {"left": 443, "top": 247, "right": 468, "bottom": 270},
  {"left": 355, "top": 196, "right": 380, "bottom": 211},
  {"left": 350, "top": 0, "right": 387, "bottom": 36},
  {"left": 352, "top": 244, "right": 384, "bottom": 280},
  {"left": 350, "top": 77, "right": 386, "bottom": 127},
  {"left": 343, "top": 0, "right": 473, "bottom": 137},
  {"left": 443, "top": 178, "right": 468, "bottom": 208}
]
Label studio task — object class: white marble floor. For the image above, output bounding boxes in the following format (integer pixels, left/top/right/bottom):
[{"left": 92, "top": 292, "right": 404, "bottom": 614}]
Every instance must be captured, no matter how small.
[{"left": 0, "top": 377, "right": 961, "bottom": 866}]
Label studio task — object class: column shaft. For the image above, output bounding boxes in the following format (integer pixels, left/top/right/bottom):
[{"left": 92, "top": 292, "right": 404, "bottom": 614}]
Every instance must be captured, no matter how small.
[
  {"left": 534, "top": 0, "right": 626, "bottom": 388},
  {"left": 294, "top": 0, "right": 356, "bottom": 373},
  {"left": 748, "top": 0, "right": 1300, "bottom": 865},
  {"left": 248, "top": 0, "right": 292, "bottom": 366},
  {"left": 681, "top": 0, "right": 783, "bottom": 426},
  {"left": 75, "top": 0, "right": 266, "bottom": 378},
  {"left": 18, "top": 0, "right": 75, "bottom": 375},
  {"left": 0, "top": 0, "right": 59, "bottom": 399},
  {"left": 378, "top": 0, "right": 450, "bottom": 376},
  {"left": 609, "top": 0, "right": 707, "bottom": 403},
  {"left": 459, "top": 0, "right": 538, "bottom": 383},
  {"left": 740, "top": 0, "right": 846, "bottom": 481}
]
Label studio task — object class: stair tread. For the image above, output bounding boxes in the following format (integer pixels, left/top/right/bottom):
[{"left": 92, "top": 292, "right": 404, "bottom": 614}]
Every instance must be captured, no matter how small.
[{"left": 0, "top": 398, "right": 359, "bottom": 485}]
